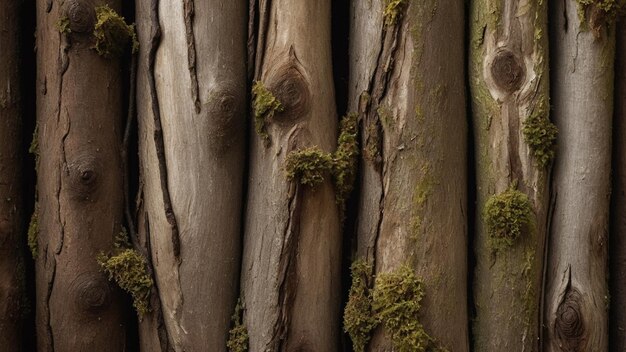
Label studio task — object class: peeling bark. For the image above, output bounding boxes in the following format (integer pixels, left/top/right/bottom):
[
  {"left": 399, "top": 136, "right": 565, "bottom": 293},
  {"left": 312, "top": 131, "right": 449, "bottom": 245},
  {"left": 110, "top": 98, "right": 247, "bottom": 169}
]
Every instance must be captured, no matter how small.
[
  {"left": 610, "top": 15, "right": 626, "bottom": 352},
  {"left": 545, "top": 1, "right": 615, "bottom": 351},
  {"left": 136, "top": 0, "right": 247, "bottom": 349},
  {"left": 469, "top": 0, "right": 553, "bottom": 350},
  {"left": 34, "top": 0, "right": 127, "bottom": 350},
  {"left": 0, "top": 0, "right": 25, "bottom": 348},
  {"left": 240, "top": 1, "right": 342, "bottom": 350},
  {"left": 350, "top": 0, "right": 468, "bottom": 351}
]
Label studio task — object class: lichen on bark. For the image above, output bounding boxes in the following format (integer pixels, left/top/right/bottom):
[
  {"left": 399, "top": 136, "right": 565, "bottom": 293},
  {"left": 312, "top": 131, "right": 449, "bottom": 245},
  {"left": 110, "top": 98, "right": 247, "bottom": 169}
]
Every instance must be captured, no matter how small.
[{"left": 93, "top": 5, "right": 138, "bottom": 58}]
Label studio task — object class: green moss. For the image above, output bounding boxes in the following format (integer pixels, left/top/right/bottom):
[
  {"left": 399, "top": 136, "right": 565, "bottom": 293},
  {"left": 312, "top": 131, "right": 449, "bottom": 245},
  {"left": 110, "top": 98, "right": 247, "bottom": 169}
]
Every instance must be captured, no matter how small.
[
  {"left": 333, "top": 113, "right": 359, "bottom": 206},
  {"left": 93, "top": 5, "right": 138, "bottom": 58},
  {"left": 483, "top": 186, "right": 533, "bottom": 252},
  {"left": 97, "top": 230, "right": 152, "bottom": 316},
  {"left": 284, "top": 147, "right": 333, "bottom": 187},
  {"left": 364, "top": 121, "right": 382, "bottom": 164},
  {"left": 384, "top": 0, "right": 408, "bottom": 26},
  {"left": 27, "top": 205, "right": 39, "bottom": 259},
  {"left": 344, "top": 259, "right": 376, "bottom": 352},
  {"left": 576, "top": 0, "right": 623, "bottom": 28},
  {"left": 252, "top": 81, "right": 283, "bottom": 145},
  {"left": 56, "top": 16, "right": 71, "bottom": 34},
  {"left": 372, "top": 266, "right": 441, "bottom": 352},
  {"left": 522, "top": 100, "right": 557, "bottom": 168},
  {"left": 227, "top": 298, "right": 248, "bottom": 352}
]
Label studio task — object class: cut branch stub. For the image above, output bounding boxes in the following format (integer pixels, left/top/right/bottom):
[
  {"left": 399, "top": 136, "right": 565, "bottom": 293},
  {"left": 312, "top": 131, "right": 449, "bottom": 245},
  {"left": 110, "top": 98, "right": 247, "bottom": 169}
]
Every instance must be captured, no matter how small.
[
  {"left": 490, "top": 49, "right": 525, "bottom": 93},
  {"left": 66, "top": 0, "right": 95, "bottom": 33}
]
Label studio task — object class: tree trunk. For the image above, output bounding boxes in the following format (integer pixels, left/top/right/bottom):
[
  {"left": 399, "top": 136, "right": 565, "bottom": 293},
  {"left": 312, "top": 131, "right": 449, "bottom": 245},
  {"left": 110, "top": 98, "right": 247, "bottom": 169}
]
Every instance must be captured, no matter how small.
[
  {"left": 34, "top": 0, "right": 128, "bottom": 350},
  {"left": 0, "top": 0, "right": 25, "bottom": 349},
  {"left": 135, "top": 0, "right": 247, "bottom": 350},
  {"left": 611, "top": 15, "right": 626, "bottom": 352},
  {"left": 346, "top": 1, "right": 468, "bottom": 351},
  {"left": 240, "top": 1, "right": 342, "bottom": 350},
  {"left": 544, "top": 1, "right": 615, "bottom": 351},
  {"left": 469, "top": 1, "right": 553, "bottom": 350}
]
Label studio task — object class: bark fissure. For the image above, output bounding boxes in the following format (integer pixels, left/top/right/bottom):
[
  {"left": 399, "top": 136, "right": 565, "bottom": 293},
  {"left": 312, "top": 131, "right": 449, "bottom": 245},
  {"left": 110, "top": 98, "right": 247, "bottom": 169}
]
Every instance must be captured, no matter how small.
[
  {"left": 252, "top": 0, "right": 272, "bottom": 80},
  {"left": 182, "top": 0, "right": 200, "bottom": 113},
  {"left": 147, "top": 0, "right": 182, "bottom": 261}
]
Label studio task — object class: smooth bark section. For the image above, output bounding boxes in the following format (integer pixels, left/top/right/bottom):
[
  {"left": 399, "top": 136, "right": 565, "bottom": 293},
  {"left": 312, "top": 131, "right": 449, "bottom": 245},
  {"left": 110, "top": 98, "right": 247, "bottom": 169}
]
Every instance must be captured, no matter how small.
[
  {"left": 350, "top": 1, "right": 468, "bottom": 350},
  {"left": 136, "top": 0, "right": 247, "bottom": 350},
  {"left": 611, "top": 17, "right": 626, "bottom": 352},
  {"left": 0, "top": 0, "right": 25, "bottom": 348},
  {"left": 545, "top": 1, "right": 614, "bottom": 351},
  {"left": 34, "top": 0, "right": 126, "bottom": 350},
  {"left": 241, "top": 1, "right": 341, "bottom": 350},
  {"left": 470, "top": 1, "right": 552, "bottom": 350}
]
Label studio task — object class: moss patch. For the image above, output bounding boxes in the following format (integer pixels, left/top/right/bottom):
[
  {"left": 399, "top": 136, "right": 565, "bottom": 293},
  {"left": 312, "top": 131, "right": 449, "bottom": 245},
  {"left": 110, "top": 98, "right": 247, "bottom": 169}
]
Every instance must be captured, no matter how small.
[
  {"left": 252, "top": 81, "right": 283, "bottom": 145},
  {"left": 483, "top": 186, "right": 533, "bottom": 252},
  {"left": 227, "top": 298, "right": 248, "bottom": 352},
  {"left": 333, "top": 113, "right": 359, "bottom": 207},
  {"left": 56, "top": 16, "right": 71, "bottom": 34},
  {"left": 384, "top": 0, "right": 408, "bottom": 26},
  {"left": 344, "top": 259, "right": 376, "bottom": 352},
  {"left": 522, "top": 101, "right": 557, "bottom": 168},
  {"left": 285, "top": 147, "right": 334, "bottom": 187},
  {"left": 27, "top": 205, "right": 39, "bottom": 259},
  {"left": 93, "top": 5, "right": 138, "bottom": 58},
  {"left": 97, "top": 230, "right": 152, "bottom": 316}
]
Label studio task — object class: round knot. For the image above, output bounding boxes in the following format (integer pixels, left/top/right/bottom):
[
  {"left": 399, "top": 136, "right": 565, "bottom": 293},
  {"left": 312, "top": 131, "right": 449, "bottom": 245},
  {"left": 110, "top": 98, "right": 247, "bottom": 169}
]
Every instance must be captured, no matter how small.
[
  {"left": 490, "top": 49, "right": 525, "bottom": 93},
  {"left": 71, "top": 273, "right": 112, "bottom": 313},
  {"left": 66, "top": 0, "right": 95, "bottom": 33},
  {"left": 555, "top": 288, "right": 585, "bottom": 349},
  {"left": 266, "top": 63, "right": 311, "bottom": 124}
]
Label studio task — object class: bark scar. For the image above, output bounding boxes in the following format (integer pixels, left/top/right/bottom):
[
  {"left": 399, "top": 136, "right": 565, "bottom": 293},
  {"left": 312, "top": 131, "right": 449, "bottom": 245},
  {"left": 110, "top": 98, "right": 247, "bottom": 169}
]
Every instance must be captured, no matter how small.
[{"left": 183, "top": 0, "right": 201, "bottom": 113}]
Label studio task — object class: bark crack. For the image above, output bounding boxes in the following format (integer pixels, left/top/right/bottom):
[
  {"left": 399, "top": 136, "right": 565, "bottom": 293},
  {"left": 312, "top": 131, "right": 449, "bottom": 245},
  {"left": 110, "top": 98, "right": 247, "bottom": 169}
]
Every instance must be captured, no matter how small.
[
  {"left": 183, "top": 0, "right": 200, "bottom": 113},
  {"left": 252, "top": 0, "right": 272, "bottom": 80}
]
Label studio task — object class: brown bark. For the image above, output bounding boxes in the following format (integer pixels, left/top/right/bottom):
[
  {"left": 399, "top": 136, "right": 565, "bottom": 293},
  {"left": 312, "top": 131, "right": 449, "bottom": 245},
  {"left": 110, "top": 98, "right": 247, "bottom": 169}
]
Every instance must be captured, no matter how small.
[
  {"left": 544, "top": 1, "right": 615, "bottom": 351},
  {"left": 610, "top": 14, "right": 626, "bottom": 352},
  {"left": 240, "top": 0, "right": 342, "bottom": 350},
  {"left": 470, "top": 0, "right": 553, "bottom": 350},
  {"left": 349, "top": 1, "right": 468, "bottom": 351},
  {"left": 34, "top": 0, "right": 127, "bottom": 350},
  {"left": 0, "top": 0, "right": 25, "bottom": 349},
  {"left": 135, "top": 0, "right": 247, "bottom": 350}
]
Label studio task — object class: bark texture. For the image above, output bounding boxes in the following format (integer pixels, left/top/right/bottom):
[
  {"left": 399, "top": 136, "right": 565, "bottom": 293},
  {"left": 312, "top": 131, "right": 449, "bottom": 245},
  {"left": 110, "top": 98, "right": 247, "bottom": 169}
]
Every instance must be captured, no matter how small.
[
  {"left": 0, "top": 0, "right": 25, "bottom": 349},
  {"left": 611, "top": 15, "right": 626, "bottom": 352},
  {"left": 240, "top": 1, "right": 342, "bottom": 350},
  {"left": 136, "top": 0, "right": 247, "bottom": 350},
  {"left": 470, "top": 0, "right": 552, "bottom": 350},
  {"left": 349, "top": 0, "right": 468, "bottom": 350},
  {"left": 34, "top": 0, "right": 127, "bottom": 350},
  {"left": 545, "top": 1, "right": 615, "bottom": 351}
]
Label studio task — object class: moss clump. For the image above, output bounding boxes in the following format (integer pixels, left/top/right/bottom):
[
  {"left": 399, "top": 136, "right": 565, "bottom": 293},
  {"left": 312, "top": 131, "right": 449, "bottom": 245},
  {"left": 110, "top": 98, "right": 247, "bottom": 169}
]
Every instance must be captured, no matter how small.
[
  {"left": 285, "top": 147, "right": 334, "bottom": 187},
  {"left": 344, "top": 259, "right": 376, "bottom": 352},
  {"left": 483, "top": 186, "right": 533, "bottom": 252},
  {"left": 27, "top": 205, "right": 39, "bottom": 259},
  {"left": 252, "top": 81, "right": 284, "bottom": 145},
  {"left": 56, "top": 16, "right": 71, "bottom": 34},
  {"left": 372, "top": 266, "right": 436, "bottom": 352},
  {"left": 333, "top": 113, "right": 359, "bottom": 206},
  {"left": 93, "top": 5, "right": 138, "bottom": 58},
  {"left": 523, "top": 102, "right": 558, "bottom": 168},
  {"left": 97, "top": 230, "right": 152, "bottom": 315},
  {"left": 384, "top": 0, "right": 408, "bottom": 26},
  {"left": 227, "top": 299, "right": 248, "bottom": 352}
]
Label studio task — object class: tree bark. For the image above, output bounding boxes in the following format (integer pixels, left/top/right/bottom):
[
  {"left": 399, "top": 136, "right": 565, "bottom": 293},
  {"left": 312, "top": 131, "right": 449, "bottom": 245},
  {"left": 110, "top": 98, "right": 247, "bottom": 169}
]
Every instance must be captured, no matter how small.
[
  {"left": 348, "top": 1, "right": 468, "bottom": 351},
  {"left": 469, "top": 0, "right": 553, "bottom": 350},
  {"left": 240, "top": 1, "right": 342, "bottom": 350},
  {"left": 34, "top": 0, "right": 127, "bottom": 350},
  {"left": 0, "top": 0, "right": 25, "bottom": 349},
  {"left": 611, "top": 15, "right": 626, "bottom": 352},
  {"left": 135, "top": 0, "right": 247, "bottom": 350},
  {"left": 544, "top": 1, "right": 615, "bottom": 351}
]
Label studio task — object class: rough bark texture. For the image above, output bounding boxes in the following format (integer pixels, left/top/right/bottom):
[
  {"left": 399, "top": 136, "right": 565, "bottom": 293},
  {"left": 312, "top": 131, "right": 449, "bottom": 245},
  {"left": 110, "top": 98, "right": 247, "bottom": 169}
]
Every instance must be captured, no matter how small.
[
  {"left": 0, "top": 0, "right": 25, "bottom": 349},
  {"left": 34, "top": 0, "right": 127, "bottom": 350},
  {"left": 136, "top": 0, "right": 247, "bottom": 350},
  {"left": 349, "top": 1, "right": 468, "bottom": 351},
  {"left": 240, "top": 1, "right": 342, "bottom": 350},
  {"left": 470, "top": 0, "right": 552, "bottom": 350},
  {"left": 545, "top": 1, "right": 614, "bottom": 351},
  {"left": 611, "top": 16, "right": 626, "bottom": 352}
]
